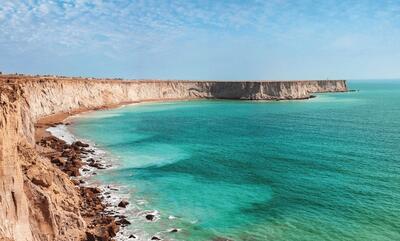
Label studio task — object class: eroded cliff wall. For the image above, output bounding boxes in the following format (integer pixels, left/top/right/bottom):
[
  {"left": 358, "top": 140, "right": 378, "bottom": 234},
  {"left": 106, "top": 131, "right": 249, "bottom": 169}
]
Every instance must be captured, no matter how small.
[
  {"left": 13, "top": 77, "right": 346, "bottom": 121},
  {"left": 0, "top": 76, "right": 347, "bottom": 241}
]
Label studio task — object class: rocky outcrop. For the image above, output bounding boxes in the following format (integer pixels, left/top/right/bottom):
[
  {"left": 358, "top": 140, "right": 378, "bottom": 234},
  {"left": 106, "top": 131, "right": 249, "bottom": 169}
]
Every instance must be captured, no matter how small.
[{"left": 0, "top": 75, "right": 347, "bottom": 241}]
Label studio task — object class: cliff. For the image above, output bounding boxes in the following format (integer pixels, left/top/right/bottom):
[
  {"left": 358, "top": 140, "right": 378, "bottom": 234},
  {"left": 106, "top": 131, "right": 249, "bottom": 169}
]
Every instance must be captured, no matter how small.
[{"left": 0, "top": 75, "right": 347, "bottom": 241}]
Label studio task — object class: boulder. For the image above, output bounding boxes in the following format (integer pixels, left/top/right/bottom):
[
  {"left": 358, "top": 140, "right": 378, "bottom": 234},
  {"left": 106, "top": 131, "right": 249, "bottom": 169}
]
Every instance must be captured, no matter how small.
[
  {"left": 73, "top": 141, "right": 89, "bottom": 147},
  {"left": 116, "top": 218, "right": 131, "bottom": 226},
  {"left": 51, "top": 157, "right": 67, "bottom": 166},
  {"left": 118, "top": 200, "right": 129, "bottom": 208},
  {"left": 145, "top": 214, "right": 155, "bottom": 221}
]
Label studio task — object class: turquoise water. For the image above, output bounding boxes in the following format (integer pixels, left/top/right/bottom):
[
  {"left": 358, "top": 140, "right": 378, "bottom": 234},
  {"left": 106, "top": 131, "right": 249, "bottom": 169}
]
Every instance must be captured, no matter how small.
[{"left": 71, "top": 81, "right": 400, "bottom": 241}]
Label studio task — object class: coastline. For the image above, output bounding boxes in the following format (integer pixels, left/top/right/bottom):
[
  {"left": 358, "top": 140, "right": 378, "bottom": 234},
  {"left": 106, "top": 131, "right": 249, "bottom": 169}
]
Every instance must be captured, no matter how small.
[
  {"left": 32, "top": 95, "right": 331, "bottom": 241},
  {"left": 0, "top": 75, "right": 347, "bottom": 241},
  {"left": 35, "top": 102, "right": 138, "bottom": 240},
  {"left": 35, "top": 97, "right": 222, "bottom": 139},
  {"left": 35, "top": 102, "right": 138, "bottom": 140},
  {"left": 34, "top": 100, "right": 178, "bottom": 241}
]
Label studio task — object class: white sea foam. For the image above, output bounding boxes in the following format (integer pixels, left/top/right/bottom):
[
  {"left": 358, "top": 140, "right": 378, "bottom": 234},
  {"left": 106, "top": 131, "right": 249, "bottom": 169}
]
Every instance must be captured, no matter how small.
[
  {"left": 47, "top": 124, "right": 185, "bottom": 241},
  {"left": 46, "top": 124, "right": 151, "bottom": 241},
  {"left": 77, "top": 112, "right": 123, "bottom": 119},
  {"left": 47, "top": 125, "right": 76, "bottom": 144},
  {"left": 119, "top": 143, "right": 188, "bottom": 169}
]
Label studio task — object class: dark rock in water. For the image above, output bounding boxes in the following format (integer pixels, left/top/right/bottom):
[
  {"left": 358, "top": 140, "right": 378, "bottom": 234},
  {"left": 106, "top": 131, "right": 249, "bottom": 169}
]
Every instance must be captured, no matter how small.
[
  {"left": 145, "top": 214, "right": 155, "bottom": 221},
  {"left": 118, "top": 200, "right": 129, "bottom": 208},
  {"left": 79, "top": 179, "right": 85, "bottom": 184},
  {"left": 88, "top": 162, "right": 98, "bottom": 168},
  {"left": 169, "top": 228, "right": 179, "bottom": 233},
  {"left": 151, "top": 236, "right": 161, "bottom": 240},
  {"left": 88, "top": 161, "right": 105, "bottom": 169},
  {"left": 116, "top": 218, "right": 131, "bottom": 226},
  {"left": 87, "top": 158, "right": 95, "bottom": 163},
  {"left": 73, "top": 141, "right": 89, "bottom": 147},
  {"left": 129, "top": 234, "right": 136, "bottom": 239}
]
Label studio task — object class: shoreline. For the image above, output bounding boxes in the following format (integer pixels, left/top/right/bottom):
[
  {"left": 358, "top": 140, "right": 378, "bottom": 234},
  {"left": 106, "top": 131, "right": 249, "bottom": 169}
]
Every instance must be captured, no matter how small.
[
  {"left": 35, "top": 98, "right": 202, "bottom": 140},
  {"left": 34, "top": 93, "right": 324, "bottom": 140},
  {"left": 34, "top": 99, "right": 192, "bottom": 241},
  {"left": 35, "top": 102, "right": 138, "bottom": 140},
  {"left": 45, "top": 124, "right": 139, "bottom": 241},
  {"left": 33, "top": 95, "right": 329, "bottom": 241},
  {"left": 35, "top": 103, "right": 136, "bottom": 240},
  {"left": 0, "top": 75, "right": 348, "bottom": 241}
]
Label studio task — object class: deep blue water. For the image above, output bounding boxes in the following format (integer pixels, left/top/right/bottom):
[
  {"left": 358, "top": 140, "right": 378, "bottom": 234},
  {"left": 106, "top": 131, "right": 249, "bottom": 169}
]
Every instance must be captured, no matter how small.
[{"left": 71, "top": 81, "right": 400, "bottom": 241}]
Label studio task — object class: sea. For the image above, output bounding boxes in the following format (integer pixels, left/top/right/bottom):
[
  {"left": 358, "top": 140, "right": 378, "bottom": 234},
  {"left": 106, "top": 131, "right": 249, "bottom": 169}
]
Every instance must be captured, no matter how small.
[{"left": 65, "top": 81, "right": 400, "bottom": 241}]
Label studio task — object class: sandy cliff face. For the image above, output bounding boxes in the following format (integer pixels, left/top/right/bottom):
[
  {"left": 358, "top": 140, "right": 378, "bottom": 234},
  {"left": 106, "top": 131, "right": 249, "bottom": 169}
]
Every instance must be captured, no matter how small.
[
  {"left": 15, "top": 78, "right": 346, "bottom": 121},
  {"left": 0, "top": 76, "right": 347, "bottom": 241},
  {"left": 0, "top": 84, "right": 34, "bottom": 241},
  {"left": 0, "top": 81, "right": 86, "bottom": 241}
]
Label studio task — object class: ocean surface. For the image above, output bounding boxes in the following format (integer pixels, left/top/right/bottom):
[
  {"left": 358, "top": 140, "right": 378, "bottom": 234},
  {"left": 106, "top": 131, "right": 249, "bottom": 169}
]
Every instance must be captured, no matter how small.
[{"left": 70, "top": 81, "right": 400, "bottom": 241}]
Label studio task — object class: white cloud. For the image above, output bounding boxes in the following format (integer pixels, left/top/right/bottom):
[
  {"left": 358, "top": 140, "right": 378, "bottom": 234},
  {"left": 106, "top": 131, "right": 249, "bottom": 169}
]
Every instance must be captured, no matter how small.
[{"left": 1, "top": 0, "right": 400, "bottom": 79}]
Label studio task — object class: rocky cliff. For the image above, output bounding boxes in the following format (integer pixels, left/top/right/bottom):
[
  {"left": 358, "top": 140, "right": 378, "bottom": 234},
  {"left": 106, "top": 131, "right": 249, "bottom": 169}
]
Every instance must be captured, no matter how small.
[{"left": 0, "top": 75, "right": 347, "bottom": 241}]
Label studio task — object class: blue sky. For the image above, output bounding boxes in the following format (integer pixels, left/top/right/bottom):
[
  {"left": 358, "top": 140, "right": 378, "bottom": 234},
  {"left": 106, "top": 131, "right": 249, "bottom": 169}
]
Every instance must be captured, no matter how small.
[{"left": 0, "top": 0, "right": 399, "bottom": 80}]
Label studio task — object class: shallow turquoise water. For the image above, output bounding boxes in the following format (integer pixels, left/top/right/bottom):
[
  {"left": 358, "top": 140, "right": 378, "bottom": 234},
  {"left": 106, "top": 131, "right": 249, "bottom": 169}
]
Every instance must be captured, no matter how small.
[{"left": 71, "top": 81, "right": 400, "bottom": 241}]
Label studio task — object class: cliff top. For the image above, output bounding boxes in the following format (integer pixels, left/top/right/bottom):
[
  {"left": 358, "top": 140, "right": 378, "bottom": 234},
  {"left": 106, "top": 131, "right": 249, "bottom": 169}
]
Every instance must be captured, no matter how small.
[{"left": 0, "top": 74, "right": 345, "bottom": 84}]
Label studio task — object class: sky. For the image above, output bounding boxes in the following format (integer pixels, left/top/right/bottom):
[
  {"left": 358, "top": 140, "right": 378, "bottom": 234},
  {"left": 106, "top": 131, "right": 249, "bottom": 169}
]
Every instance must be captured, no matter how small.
[{"left": 0, "top": 0, "right": 399, "bottom": 80}]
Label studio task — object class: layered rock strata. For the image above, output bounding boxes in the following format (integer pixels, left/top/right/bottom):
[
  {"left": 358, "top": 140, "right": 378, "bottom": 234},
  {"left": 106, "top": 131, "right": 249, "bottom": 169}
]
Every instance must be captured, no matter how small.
[{"left": 0, "top": 75, "right": 347, "bottom": 241}]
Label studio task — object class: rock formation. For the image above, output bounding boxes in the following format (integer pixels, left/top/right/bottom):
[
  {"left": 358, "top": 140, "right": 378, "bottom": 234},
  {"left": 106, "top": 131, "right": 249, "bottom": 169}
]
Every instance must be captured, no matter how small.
[{"left": 0, "top": 75, "right": 347, "bottom": 241}]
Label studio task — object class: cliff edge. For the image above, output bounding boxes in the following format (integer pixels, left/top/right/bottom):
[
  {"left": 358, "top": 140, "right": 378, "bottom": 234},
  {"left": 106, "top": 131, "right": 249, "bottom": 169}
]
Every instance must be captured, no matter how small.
[{"left": 0, "top": 75, "right": 347, "bottom": 241}]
